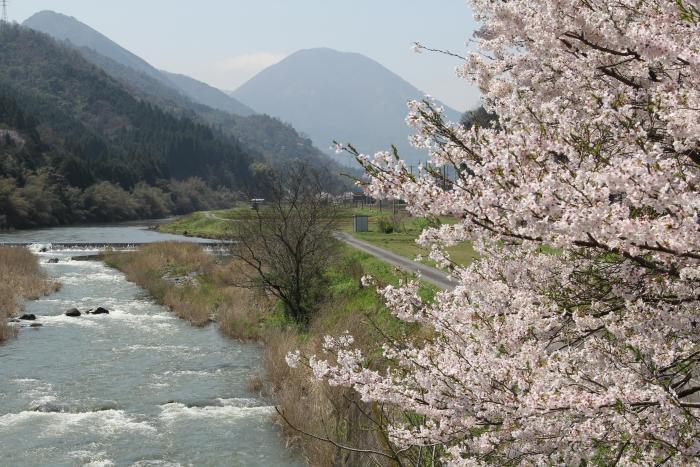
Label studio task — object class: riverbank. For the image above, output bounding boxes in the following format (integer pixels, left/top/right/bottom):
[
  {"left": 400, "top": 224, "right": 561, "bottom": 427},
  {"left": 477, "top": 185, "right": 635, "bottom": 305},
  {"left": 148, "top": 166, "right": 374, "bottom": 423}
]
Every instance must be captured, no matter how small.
[
  {"left": 0, "top": 242, "right": 300, "bottom": 465},
  {"left": 0, "top": 246, "right": 60, "bottom": 342},
  {"left": 104, "top": 241, "right": 437, "bottom": 465},
  {"left": 104, "top": 242, "right": 270, "bottom": 338},
  {"left": 157, "top": 211, "right": 238, "bottom": 239}
]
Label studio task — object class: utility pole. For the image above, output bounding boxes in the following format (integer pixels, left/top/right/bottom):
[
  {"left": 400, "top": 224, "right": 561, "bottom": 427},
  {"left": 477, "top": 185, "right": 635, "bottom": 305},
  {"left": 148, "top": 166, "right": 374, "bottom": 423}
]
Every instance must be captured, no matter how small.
[{"left": 1, "top": 0, "right": 7, "bottom": 30}]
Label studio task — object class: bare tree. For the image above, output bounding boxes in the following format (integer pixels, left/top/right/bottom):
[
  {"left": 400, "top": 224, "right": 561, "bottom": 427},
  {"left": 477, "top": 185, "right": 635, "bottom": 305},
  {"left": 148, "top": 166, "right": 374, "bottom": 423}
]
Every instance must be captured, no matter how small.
[{"left": 230, "top": 164, "right": 340, "bottom": 325}]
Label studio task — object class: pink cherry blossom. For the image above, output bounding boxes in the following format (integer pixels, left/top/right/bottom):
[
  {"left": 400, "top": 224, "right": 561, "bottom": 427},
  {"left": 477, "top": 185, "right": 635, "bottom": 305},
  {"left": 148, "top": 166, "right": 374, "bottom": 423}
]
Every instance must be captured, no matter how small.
[{"left": 290, "top": 1, "right": 700, "bottom": 464}]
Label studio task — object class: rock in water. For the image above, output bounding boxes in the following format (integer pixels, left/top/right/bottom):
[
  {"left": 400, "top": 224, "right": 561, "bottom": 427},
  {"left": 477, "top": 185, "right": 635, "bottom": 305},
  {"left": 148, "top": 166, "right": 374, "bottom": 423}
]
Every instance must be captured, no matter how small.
[
  {"left": 91, "top": 307, "right": 110, "bottom": 315},
  {"left": 19, "top": 314, "right": 37, "bottom": 321},
  {"left": 65, "top": 308, "right": 81, "bottom": 317},
  {"left": 29, "top": 323, "right": 43, "bottom": 328},
  {"left": 47, "top": 258, "right": 60, "bottom": 264}
]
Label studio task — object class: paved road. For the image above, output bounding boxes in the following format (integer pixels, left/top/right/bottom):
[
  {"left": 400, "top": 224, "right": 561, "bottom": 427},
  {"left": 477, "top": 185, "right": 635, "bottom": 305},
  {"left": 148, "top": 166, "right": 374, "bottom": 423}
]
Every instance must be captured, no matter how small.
[
  {"left": 334, "top": 232, "right": 456, "bottom": 290},
  {"left": 196, "top": 212, "right": 457, "bottom": 290}
]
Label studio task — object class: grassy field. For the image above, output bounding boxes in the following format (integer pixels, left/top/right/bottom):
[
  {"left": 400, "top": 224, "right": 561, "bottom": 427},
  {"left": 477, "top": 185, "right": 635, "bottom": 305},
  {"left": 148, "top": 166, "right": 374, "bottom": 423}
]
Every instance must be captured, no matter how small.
[
  {"left": 158, "top": 211, "right": 236, "bottom": 239},
  {"left": 338, "top": 207, "right": 478, "bottom": 266},
  {"left": 161, "top": 204, "right": 478, "bottom": 267}
]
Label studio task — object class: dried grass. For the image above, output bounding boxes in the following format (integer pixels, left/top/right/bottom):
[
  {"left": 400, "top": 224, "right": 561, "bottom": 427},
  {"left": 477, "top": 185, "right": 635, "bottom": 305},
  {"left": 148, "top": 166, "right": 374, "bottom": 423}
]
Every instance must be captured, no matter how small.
[
  {"left": 105, "top": 243, "right": 272, "bottom": 335},
  {"left": 105, "top": 243, "right": 217, "bottom": 325},
  {"left": 0, "top": 247, "right": 59, "bottom": 342},
  {"left": 162, "top": 286, "right": 216, "bottom": 325},
  {"left": 262, "top": 315, "right": 392, "bottom": 466},
  {"left": 213, "top": 258, "right": 273, "bottom": 340}
]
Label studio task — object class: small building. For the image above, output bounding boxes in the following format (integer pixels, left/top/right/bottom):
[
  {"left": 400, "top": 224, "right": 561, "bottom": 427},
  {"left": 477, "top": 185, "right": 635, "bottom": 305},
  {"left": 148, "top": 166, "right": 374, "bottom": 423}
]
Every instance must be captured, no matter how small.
[{"left": 353, "top": 215, "right": 369, "bottom": 233}]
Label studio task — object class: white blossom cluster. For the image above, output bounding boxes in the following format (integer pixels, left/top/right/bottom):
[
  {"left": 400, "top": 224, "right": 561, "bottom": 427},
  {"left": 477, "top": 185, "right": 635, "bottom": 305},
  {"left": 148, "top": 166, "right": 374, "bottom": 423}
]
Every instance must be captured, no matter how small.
[{"left": 291, "top": 0, "right": 700, "bottom": 464}]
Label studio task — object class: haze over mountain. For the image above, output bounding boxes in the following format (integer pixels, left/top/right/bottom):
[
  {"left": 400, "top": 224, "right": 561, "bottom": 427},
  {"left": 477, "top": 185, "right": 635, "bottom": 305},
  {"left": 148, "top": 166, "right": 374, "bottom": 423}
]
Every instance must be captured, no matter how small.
[
  {"left": 233, "top": 48, "right": 463, "bottom": 166},
  {"left": 23, "top": 10, "right": 459, "bottom": 168},
  {"left": 160, "top": 71, "right": 255, "bottom": 117},
  {"left": 23, "top": 10, "right": 255, "bottom": 117},
  {"left": 22, "top": 10, "right": 346, "bottom": 177}
]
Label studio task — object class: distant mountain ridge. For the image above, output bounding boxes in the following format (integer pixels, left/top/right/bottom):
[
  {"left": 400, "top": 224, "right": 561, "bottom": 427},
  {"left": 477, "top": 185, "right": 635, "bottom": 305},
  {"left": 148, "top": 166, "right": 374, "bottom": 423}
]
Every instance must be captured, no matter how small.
[
  {"left": 23, "top": 11, "right": 457, "bottom": 167},
  {"left": 23, "top": 11, "right": 174, "bottom": 88},
  {"left": 22, "top": 10, "right": 349, "bottom": 180},
  {"left": 0, "top": 25, "right": 263, "bottom": 228},
  {"left": 23, "top": 10, "right": 255, "bottom": 117},
  {"left": 233, "top": 48, "right": 462, "bottom": 165},
  {"left": 160, "top": 70, "right": 256, "bottom": 117},
  {"left": 0, "top": 25, "right": 256, "bottom": 187}
]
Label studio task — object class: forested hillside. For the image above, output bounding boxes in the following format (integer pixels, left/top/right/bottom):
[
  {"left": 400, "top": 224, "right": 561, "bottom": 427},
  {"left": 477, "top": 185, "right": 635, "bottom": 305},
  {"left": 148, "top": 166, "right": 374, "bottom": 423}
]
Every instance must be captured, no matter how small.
[
  {"left": 23, "top": 10, "right": 350, "bottom": 178},
  {"left": 73, "top": 47, "right": 332, "bottom": 171},
  {"left": 160, "top": 71, "right": 255, "bottom": 117},
  {"left": 0, "top": 25, "right": 261, "bottom": 228}
]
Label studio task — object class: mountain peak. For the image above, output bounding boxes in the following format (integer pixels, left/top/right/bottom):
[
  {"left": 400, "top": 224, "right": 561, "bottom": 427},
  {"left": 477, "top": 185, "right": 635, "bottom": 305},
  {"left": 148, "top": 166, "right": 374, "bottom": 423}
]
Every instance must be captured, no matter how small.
[
  {"left": 24, "top": 9, "right": 165, "bottom": 84},
  {"left": 23, "top": 10, "right": 255, "bottom": 117},
  {"left": 26, "top": 10, "right": 74, "bottom": 21},
  {"left": 233, "top": 48, "right": 461, "bottom": 165}
]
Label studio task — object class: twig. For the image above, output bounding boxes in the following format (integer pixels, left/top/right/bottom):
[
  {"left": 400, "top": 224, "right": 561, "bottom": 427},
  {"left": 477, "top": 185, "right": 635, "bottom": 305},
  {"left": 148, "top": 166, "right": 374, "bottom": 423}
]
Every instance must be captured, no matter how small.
[{"left": 274, "top": 406, "right": 400, "bottom": 462}]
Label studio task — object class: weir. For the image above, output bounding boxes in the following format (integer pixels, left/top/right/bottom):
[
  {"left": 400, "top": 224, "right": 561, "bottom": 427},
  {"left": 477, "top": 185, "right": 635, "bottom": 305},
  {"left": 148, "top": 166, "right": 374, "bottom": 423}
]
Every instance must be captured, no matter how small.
[{"left": 0, "top": 242, "right": 229, "bottom": 249}]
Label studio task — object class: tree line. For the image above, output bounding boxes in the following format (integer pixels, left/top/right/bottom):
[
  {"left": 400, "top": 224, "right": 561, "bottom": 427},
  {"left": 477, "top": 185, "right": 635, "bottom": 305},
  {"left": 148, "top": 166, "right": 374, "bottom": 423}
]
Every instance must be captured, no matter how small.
[
  {"left": 0, "top": 92, "right": 244, "bottom": 228},
  {"left": 0, "top": 25, "right": 353, "bottom": 229}
]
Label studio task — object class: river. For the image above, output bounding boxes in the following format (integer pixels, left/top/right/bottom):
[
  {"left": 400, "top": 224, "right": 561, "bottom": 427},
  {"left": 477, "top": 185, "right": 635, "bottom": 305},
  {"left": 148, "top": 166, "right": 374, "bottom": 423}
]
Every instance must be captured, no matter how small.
[{"left": 0, "top": 222, "right": 303, "bottom": 466}]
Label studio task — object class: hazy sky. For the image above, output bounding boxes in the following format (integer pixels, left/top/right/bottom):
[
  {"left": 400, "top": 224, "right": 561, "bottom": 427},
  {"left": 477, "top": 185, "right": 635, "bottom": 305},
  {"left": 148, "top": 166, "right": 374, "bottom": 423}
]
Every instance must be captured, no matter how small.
[{"left": 8, "top": 1, "right": 482, "bottom": 111}]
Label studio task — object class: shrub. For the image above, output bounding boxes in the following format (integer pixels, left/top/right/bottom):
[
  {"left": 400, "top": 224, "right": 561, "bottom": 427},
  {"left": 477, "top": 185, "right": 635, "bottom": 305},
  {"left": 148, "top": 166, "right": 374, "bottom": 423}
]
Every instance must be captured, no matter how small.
[{"left": 377, "top": 218, "right": 394, "bottom": 234}]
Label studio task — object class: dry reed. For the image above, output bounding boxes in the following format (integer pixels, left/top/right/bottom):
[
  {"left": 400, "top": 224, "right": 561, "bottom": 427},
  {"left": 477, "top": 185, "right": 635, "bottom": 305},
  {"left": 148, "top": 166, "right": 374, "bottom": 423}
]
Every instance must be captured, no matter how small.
[
  {"left": 262, "top": 309, "right": 393, "bottom": 466},
  {"left": 105, "top": 243, "right": 272, "bottom": 336},
  {"left": 0, "top": 247, "right": 60, "bottom": 342}
]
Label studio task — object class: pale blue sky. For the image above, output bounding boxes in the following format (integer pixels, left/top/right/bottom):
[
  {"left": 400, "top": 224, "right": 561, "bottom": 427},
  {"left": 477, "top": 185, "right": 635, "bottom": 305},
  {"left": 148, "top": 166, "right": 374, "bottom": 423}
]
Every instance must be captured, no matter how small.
[{"left": 8, "top": 0, "right": 481, "bottom": 110}]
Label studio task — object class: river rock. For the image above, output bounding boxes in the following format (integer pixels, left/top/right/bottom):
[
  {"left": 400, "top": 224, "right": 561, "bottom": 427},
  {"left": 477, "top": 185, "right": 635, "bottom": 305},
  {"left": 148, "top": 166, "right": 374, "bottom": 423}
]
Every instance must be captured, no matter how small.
[
  {"left": 33, "top": 402, "right": 69, "bottom": 413},
  {"left": 65, "top": 308, "right": 81, "bottom": 317},
  {"left": 91, "top": 307, "right": 110, "bottom": 315},
  {"left": 29, "top": 323, "right": 43, "bottom": 328},
  {"left": 19, "top": 314, "right": 37, "bottom": 321},
  {"left": 47, "top": 258, "right": 60, "bottom": 264}
]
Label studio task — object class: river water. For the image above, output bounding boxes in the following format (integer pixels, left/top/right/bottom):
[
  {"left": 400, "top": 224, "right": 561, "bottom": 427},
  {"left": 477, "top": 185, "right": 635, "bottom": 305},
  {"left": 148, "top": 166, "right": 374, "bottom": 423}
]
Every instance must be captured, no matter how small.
[{"left": 0, "top": 223, "right": 302, "bottom": 466}]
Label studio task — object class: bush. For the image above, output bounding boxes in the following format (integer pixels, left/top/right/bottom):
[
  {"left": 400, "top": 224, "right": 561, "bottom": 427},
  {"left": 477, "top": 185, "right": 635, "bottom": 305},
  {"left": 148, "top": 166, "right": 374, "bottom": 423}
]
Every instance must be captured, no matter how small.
[
  {"left": 131, "top": 182, "right": 174, "bottom": 219},
  {"left": 82, "top": 181, "right": 138, "bottom": 222},
  {"left": 414, "top": 216, "right": 441, "bottom": 231},
  {"left": 377, "top": 218, "right": 394, "bottom": 234}
]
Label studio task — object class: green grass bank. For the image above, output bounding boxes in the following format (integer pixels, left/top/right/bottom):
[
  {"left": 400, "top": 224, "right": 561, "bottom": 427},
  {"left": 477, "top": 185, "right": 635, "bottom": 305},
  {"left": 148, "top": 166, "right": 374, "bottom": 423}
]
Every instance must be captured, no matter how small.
[{"left": 160, "top": 205, "right": 477, "bottom": 267}]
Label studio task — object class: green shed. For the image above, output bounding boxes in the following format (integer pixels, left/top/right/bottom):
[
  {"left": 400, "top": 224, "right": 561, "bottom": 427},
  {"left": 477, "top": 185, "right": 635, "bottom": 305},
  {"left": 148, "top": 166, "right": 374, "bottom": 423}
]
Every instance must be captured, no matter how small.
[{"left": 353, "top": 215, "right": 369, "bottom": 232}]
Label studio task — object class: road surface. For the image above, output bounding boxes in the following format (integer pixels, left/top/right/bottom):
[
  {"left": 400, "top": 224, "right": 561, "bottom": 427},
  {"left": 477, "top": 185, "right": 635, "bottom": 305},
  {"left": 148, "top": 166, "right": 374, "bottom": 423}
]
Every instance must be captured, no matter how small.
[
  {"left": 334, "top": 232, "right": 456, "bottom": 290},
  {"left": 198, "top": 212, "right": 457, "bottom": 290}
]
